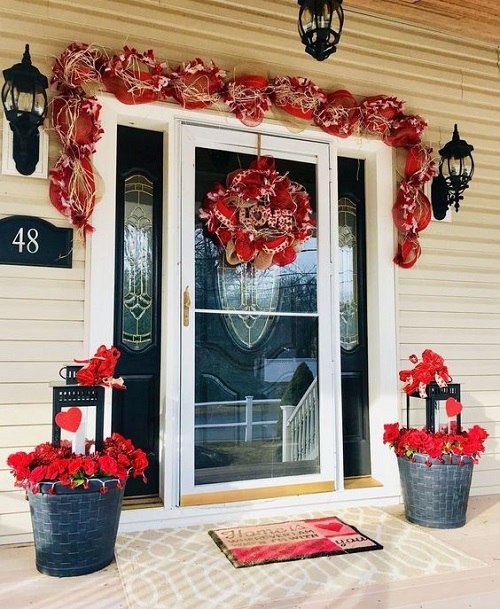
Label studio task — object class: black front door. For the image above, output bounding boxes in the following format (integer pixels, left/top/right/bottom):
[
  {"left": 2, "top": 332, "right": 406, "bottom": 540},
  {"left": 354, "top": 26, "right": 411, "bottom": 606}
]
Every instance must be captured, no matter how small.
[
  {"left": 338, "top": 157, "right": 370, "bottom": 477},
  {"left": 113, "top": 126, "right": 163, "bottom": 497}
]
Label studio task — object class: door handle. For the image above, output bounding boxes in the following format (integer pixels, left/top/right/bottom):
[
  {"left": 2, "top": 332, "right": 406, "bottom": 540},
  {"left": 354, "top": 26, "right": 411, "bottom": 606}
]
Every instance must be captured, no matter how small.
[{"left": 183, "top": 286, "right": 191, "bottom": 327}]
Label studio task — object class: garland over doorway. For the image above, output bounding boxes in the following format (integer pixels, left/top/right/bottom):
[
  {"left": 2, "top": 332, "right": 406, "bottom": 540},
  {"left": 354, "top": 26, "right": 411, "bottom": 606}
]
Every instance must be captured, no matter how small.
[{"left": 49, "top": 43, "right": 435, "bottom": 268}]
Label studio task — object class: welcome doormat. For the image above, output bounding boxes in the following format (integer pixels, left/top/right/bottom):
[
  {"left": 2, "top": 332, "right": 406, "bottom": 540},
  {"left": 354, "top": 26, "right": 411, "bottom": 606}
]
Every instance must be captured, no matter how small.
[
  {"left": 208, "top": 516, "right": 383, "bottom": 567},
  {"left": 115, "top": 507, "right": 487, "bottom": 609}
]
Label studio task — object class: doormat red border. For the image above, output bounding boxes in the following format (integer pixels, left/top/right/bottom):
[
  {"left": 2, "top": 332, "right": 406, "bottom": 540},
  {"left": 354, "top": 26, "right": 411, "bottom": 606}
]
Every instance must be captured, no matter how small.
[{"left": 208, "top": 515, "right": 383, "bottom": 568}]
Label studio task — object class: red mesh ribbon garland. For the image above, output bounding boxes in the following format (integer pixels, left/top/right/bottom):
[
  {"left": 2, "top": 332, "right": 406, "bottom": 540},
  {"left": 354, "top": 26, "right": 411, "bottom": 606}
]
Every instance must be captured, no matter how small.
[
  {"left": 272, "top": 76, "right": 327, "bottom": 121},
  {"left": 52, "top": 95, "right": 103, "bottom": 157},
  {"left": 103, "top": 46, "right": 169, "bottom": 104},
  {"left": 75, "top": 344, "right": 126, "bottom": 389},
  {"left": 314, "top": 89, "right": 360, "bottom": 138},
  {"left": 51, "top": 42, "right": 107, "bottom": 93},
  {"left": 49, "top": 155, "right": 96, "bottom": 234},
  {"left": 392, "top": 187, "right": 431, "bottom": 236},
  {"left": 384, "top": 115, "right": 428, "bottom": 148},
  {"left": 359, "top": 95, "right": 405, "bottom": 135},
  {"left": 392, "top": 145, "right": 435, "bottom": 268},
  {"left": 167, "top": 58, "right": 226, "bottom": 109},
  {"left": 49, "top": 42, "right": 437, "bottom": 268},
  {"left": 223, "top": 75, "right": 272, "bottom": 127},
  {"left": 200, "top": 155, "right": 315, "bottom": 269}
]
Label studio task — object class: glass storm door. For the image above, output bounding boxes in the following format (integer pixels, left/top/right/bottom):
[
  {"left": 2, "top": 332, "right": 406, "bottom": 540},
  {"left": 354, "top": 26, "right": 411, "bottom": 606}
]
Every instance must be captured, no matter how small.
[{"left": 180, "top": 125, "right": 335, "bottom": 505}]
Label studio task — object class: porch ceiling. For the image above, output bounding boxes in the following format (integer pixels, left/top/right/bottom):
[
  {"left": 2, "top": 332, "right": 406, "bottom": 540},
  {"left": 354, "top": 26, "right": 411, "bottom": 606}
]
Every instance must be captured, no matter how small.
[{"left": 348, "top": 0, "right": 500, "bottom": 45}]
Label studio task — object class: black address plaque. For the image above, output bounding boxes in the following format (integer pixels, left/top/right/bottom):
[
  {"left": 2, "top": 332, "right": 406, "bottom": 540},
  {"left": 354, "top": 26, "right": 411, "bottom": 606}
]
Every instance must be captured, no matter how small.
[{"left": 0, "top": 215, "right": 73, "bottom": 268}]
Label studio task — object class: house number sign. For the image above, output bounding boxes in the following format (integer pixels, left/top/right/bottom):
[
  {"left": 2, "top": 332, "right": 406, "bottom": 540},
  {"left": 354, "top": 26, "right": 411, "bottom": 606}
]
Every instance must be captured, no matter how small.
[{"left": 0, "top": 215, "right": 73, "bottom": 268}]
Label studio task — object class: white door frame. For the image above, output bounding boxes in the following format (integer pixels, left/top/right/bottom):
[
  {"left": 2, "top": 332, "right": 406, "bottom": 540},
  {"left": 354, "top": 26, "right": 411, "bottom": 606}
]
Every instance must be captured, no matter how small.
[{"left": 89, "top": 95, "right": 401, "bottom": 529}]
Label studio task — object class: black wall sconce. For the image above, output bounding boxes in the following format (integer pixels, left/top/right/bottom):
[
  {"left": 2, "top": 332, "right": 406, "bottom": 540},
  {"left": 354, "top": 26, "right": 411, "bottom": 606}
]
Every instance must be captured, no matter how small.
[
  {"left": 2, "top": 44, "right": 48, "bottom": 176},
  {"left": 297, "top": 0, "right": 344, "bottom": 61},
  {"left": 431, "top": 124, "right": 474, "bottom": 220}
]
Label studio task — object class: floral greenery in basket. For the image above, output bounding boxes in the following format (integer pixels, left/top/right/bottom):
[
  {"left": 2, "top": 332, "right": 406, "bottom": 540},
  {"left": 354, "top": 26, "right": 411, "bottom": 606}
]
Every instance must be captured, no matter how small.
[
  {"left": 7, "top": 433, "right": 148, "bottom": 494},
  {"left": 383, "top": 349, "right": 489, "bottom": 466}
]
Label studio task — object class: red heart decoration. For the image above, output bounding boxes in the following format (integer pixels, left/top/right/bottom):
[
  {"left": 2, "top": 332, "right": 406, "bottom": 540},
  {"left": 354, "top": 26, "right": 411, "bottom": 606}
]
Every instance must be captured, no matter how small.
[
  {"left": 446, "top": 397, "right": 463, "bottom": 418},
  {"left": 55, "top": 407, "right": 82, "bottom": 433}
]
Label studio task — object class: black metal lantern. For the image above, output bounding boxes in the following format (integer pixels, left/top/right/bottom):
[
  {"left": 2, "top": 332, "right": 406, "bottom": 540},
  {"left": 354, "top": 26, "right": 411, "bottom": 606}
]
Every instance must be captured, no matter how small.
[
  {"left": 297, "top": 0, "right": 344, "bottom": 61},
  {"left": 2, "top": 44, "right": 48, "bottom": 176},
  {"left": 431, "top": 124, "right": 474, "bottom": 220}
]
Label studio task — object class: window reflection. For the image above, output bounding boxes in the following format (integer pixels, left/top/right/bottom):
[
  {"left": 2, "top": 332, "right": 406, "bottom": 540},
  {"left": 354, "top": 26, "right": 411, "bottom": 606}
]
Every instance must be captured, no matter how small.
[{"left": 194, "top": 149, "right": 320, "bottom": 485}]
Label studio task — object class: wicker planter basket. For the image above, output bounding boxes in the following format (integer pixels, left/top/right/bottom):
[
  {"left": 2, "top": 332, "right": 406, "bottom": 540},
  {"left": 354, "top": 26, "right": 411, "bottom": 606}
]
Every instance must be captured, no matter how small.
[
  {"left": 28, "top": 478, "right": 124, "bottom": 577},
  {"left": 397, "top": 453, "right": 473, "bottom": 529}
]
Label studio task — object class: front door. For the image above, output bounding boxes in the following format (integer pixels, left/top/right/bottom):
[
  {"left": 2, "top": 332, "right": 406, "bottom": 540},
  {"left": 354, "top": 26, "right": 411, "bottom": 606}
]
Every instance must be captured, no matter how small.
[{"left": 179, "top": 125, "right": 337, "bottom": 505}]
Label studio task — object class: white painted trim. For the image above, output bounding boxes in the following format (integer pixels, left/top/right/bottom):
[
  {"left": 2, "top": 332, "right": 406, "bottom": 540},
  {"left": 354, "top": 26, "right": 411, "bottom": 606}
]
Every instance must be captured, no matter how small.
[{"left": 89, "top": 96, "right": 401, "bottom": 529}]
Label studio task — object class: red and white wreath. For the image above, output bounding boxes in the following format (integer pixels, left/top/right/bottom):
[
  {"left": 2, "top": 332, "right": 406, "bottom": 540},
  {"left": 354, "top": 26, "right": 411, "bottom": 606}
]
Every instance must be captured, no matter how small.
[{"left": 200, "top": 155, "right": 315, "bottom": 269}]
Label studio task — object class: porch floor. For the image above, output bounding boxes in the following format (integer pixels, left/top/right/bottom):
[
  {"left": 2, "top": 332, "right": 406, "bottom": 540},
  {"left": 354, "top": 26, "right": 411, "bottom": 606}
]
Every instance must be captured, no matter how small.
[{"left": 1, "top": 495, "right": 499, "bottom": 609}]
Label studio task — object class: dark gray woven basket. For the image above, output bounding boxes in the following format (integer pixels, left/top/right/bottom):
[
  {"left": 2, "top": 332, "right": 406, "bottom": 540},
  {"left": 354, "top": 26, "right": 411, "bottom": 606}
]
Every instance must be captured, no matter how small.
[
  {"left": 28, "top": 478, "right": 124, "bottom": 577},
  {"left": 397, "top": 454, "right": 473, "bottom": 529}
]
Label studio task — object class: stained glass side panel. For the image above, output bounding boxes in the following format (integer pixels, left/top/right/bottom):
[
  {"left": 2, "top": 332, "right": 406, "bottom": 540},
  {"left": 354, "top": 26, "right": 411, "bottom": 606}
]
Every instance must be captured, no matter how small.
[
  {"left": 338, "top": 196, "right": 359, "bottom": 351},
  {"left": 121, "top": 174, "right": 154, "bottom": 351}
]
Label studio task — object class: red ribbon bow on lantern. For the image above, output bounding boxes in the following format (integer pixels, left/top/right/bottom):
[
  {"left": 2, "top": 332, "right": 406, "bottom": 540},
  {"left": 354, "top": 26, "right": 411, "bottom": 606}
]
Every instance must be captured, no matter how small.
[
  {"left": 399, "top": 349, "right": 451, "bottom": 398},
  {"left": 75, "top": 344, "right": 126, "bottom": 389}
]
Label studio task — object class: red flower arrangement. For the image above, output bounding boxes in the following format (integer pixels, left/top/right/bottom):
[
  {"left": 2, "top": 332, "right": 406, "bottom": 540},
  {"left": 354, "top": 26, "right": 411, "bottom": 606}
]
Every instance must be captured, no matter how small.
[
  {"left": 7, "top": 433, "right": 148, "bottom": 493},
  {"left": 200, "top": 155, "right": 315, "bottom": 269},
  {"left": 383, "top": 422, "right": 488, "bottom": 465},
  {"left": 384, "top": 349, "right": 488, "bottom": 466}
]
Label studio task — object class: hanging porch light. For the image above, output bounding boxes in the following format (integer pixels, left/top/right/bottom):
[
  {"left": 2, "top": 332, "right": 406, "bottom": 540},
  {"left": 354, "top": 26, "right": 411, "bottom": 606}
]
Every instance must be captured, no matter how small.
[
  {"left": 431, "top": 124, "right": 474, "bottom": 220},
  {"left": 297, "top": 0, "right": 344, "bottom": 61},
  {"left": 2, "top": 44, "right": 48, "bottom": 175}
]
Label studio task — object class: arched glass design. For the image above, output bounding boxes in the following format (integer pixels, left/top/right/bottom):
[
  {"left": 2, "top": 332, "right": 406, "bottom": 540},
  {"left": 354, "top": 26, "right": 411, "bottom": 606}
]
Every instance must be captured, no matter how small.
[
  {"left": 121, "top": 174, "right": 154, "bottom": 351},
  {"left": 338, "top": 196, "right": 359, "bottom": 350}
]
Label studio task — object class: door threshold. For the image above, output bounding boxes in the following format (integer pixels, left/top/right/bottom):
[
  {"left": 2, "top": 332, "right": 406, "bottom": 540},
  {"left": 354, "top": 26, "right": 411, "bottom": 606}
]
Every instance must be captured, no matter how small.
[
  {"left": 122, "top": 495, "right": 163, "bottom": 510},
  {"left": 343, "top": 476, "right": 383, "bottom": 490}
]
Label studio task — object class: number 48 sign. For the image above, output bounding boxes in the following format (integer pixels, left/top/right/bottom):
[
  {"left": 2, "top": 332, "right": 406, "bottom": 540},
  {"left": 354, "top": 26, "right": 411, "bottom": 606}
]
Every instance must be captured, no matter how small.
[
  {"left": 0, "top": 215, "right": 73, "bottom": 268},
  {"left": 12, "top": 226, "right": 41, "bottom": 254}
]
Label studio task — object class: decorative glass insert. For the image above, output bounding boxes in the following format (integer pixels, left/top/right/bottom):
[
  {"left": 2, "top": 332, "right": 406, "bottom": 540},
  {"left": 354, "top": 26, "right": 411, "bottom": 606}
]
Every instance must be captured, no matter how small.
[
  {"left": 217, "top": 259, "right": 280, "bottom": 349},
  {"left": 121, "top": 174, "right": 154, "bottom": 351},
  {"left": 338, "top": 196, "right": 359, "bottom": 350}
]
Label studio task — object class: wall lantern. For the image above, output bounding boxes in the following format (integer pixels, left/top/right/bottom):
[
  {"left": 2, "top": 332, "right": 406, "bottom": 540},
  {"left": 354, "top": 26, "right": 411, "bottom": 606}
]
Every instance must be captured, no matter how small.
[
  {"left": 431, "top": 124, "right": 474, "bottom": 220},
  {"left": 297, "top": 0, "right": 344, "bottom": 61},
  {"left": 2, "top": 44, "right": 48, "bottom": 176}
]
